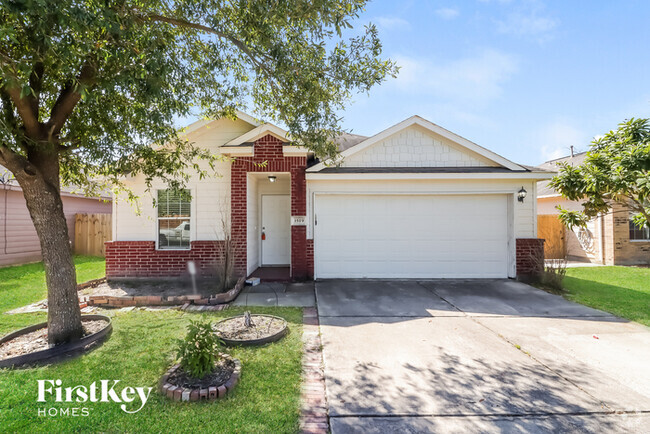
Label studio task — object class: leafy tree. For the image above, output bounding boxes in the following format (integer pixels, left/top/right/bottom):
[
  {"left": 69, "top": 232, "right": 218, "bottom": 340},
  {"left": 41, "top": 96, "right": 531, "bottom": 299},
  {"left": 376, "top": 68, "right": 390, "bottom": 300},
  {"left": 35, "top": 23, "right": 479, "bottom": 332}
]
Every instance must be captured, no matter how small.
[
  {"left": 0, "top": 0, "right": 396, "bottom": 345},
  {"left": 551, "top": 118, "right": 650, "bottom": 229}
]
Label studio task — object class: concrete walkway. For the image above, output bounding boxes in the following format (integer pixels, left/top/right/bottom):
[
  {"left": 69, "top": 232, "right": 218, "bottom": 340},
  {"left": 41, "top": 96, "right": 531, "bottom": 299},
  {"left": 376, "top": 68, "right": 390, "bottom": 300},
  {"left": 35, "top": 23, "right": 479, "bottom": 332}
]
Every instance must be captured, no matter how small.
[
  {"left": 231, "top": 281, "right": 315, "bottom": 307},
  {"left": 316, "top": 279, "right": 650, "bottom": 433}
]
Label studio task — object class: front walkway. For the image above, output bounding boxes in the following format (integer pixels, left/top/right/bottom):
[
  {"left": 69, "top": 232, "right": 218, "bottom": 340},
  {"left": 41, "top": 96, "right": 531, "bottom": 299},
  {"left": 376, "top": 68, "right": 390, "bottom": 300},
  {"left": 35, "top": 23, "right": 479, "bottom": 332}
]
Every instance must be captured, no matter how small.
[
  {"left": 232, "top": 282, "right": 315, "bottom": 307},
  {"left": 316, "top": 279, "right": 650, "bottom": 433}
]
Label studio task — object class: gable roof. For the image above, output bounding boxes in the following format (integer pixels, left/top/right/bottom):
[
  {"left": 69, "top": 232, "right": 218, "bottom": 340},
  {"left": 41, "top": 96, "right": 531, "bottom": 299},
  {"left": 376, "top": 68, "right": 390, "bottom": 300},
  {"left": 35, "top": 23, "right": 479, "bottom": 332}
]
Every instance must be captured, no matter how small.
[
  {"left": 222, "top": 122, "right": 289, "bottom": 147},
  {"left": 307, "top": 115, "right": 526, "bottom": 172},
  {"left": 179, "top": 110, "right": 262, "bottom": 137},
  {"left": 536, "top": 151, "right": 586, "bottom": 198}
]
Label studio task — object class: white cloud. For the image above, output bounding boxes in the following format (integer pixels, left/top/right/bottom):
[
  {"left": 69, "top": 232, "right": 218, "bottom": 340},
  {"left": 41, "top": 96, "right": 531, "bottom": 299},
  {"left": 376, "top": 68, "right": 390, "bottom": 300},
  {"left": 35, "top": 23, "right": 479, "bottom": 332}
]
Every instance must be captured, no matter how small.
[
  {"left": 533, "top": 121, "right": 588, "bottom": 162},
  {"left": 373, "top": 16, "right": 410, "bottom": 30},
  {"left": 435, "top": 8, "right": 460, "bottom": 20},
  {"left": 493, "top": 0, "right": 558, "bottom": 41},
  {"left": 392, "top": 49, "right": 518, "bottom": 106}
]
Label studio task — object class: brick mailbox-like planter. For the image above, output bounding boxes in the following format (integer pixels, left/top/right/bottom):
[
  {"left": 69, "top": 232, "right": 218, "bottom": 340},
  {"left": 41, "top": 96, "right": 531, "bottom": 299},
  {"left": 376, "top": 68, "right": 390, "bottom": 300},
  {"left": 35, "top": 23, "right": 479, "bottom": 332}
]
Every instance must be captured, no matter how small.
[{"left": 160, "top": 357, "right": 241, "bottom": 402}]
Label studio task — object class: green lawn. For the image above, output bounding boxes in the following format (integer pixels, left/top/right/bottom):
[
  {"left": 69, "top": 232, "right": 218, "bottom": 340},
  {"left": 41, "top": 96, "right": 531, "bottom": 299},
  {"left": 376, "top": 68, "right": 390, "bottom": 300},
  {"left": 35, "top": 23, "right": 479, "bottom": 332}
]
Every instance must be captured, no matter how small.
[
  {"left": 0, "top": 255, "right": 106, "bottom": 314},
  {"left": 0, "top": 256, "right": 106, "bottom": 336},
  {"left": 0, "top": 259, "right": 303, "bottom": 432},
  {"left": 564, "top": 266, "right": 650, "bottom": 327}
]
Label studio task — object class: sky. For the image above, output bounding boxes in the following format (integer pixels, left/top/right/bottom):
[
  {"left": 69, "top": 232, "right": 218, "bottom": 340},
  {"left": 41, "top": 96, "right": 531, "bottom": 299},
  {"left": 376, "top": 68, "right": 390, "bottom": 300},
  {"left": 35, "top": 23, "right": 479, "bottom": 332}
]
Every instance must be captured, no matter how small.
[
  {"left": 178, "top": 0, "right": 650, "bottom": 167},
  {"left": 337, "top": 0, "right": 650, "bottom": 166}
]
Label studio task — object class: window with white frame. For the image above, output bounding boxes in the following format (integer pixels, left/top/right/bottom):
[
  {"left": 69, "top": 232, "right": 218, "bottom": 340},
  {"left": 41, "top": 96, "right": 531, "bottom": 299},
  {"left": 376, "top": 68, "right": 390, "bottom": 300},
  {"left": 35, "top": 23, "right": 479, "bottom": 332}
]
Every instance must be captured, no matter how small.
[
  {"left": 629, "top": 213, "right": 650, "bottom": 241},
  {"left": 157, "top": 189, "right": 191, "bottom": 249}
]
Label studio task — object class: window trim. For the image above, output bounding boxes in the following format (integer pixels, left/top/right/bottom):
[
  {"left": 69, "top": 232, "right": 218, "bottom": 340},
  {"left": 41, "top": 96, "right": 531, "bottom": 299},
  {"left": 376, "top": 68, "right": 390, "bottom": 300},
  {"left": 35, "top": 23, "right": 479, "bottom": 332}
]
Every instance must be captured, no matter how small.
[{"left": 156, "top": 188, "right": 193, "bottom": 251}]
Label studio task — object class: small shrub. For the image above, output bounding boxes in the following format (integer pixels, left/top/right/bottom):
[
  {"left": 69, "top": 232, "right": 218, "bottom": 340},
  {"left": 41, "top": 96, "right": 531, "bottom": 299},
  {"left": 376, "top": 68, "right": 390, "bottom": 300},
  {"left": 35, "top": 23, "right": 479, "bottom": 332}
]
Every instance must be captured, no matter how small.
[
  {"left": 541, "top": 258, "right": 568, "bottom": 294},
  {"left": 176, "top": 320, "right": 223, "bottom": 379}
]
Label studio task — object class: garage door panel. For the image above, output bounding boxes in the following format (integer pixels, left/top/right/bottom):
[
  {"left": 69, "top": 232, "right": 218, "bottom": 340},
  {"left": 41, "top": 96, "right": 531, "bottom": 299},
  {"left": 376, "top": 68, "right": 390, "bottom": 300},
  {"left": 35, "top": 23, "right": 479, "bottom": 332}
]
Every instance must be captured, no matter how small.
[{"left": 314, "top": 194, "right": 509, "bottom": 278}]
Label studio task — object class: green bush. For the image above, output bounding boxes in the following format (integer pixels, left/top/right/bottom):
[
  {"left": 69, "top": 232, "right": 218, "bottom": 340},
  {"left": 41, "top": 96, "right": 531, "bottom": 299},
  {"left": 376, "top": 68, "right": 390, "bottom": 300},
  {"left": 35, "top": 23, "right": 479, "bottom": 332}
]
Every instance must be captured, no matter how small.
[{"left": 176, "top": 320, "right": 223, "bottom": 379}]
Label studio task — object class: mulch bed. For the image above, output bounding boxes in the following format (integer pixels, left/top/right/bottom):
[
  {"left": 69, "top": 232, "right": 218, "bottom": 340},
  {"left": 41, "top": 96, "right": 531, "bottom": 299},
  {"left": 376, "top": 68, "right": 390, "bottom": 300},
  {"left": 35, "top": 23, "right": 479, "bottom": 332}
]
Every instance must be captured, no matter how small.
[
  {"left": 215, "top": 315, "right": 286, "bottom": 341},
  {"left": 167, "top": 358, "right": 235, "bottom": 389},
  {"left": 0, "top": 320, "right": 107, "bottom": 361}
]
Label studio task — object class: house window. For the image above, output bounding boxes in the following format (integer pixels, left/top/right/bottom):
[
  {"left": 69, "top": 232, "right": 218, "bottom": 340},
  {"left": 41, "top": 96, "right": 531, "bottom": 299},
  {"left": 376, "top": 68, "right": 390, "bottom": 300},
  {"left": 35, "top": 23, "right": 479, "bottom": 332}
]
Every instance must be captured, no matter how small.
[
  {"left": 629, "top": 214, "right": 650, "bottom": 241},
  {"left": 157, "top": 189, "right": 191, "bottom": 249}
]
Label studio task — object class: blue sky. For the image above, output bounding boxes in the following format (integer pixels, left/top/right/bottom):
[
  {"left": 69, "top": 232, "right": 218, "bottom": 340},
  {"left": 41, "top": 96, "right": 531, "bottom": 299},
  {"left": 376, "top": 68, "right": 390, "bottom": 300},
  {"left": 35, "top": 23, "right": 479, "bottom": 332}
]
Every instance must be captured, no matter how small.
[
  {"left": 337, "top": 0, "right": 650, "bottom": 165},
  {"left": 177, "top": 1, "right": 650, "bottom": 166}
]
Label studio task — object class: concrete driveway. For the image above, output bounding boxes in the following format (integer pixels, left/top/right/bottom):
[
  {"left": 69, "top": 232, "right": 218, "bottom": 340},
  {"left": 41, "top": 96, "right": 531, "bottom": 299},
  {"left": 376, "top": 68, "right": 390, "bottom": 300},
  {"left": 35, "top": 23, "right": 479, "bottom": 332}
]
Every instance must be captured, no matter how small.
[{"left": 316, "top": 279, "right": 650, "bottom": 433}]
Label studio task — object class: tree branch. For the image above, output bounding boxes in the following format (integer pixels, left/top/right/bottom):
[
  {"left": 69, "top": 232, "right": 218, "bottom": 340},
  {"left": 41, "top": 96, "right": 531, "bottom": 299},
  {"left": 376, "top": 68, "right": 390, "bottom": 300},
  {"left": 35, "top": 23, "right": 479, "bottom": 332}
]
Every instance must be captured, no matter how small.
[
  {"left": 142, "top": 13, "right": 283, "bottom": 94},
  {"left": 46, "top": 60, "right": 97, "bottom": 139},
  {"left": 28, "top": 61, "right": 44, "bottom": 116},
  {"left": 3, "top": 81, "right": 41, "bottom": 138}
]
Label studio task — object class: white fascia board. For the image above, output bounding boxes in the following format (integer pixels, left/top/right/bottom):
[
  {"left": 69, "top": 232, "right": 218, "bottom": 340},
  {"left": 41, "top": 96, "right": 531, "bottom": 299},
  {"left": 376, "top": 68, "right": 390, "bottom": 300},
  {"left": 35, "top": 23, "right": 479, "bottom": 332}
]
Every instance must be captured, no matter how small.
[
  {"left": 307, "top": 115, "right": 525, "bottom": 172},
  {"left": 220, "top": 147, "right": 254, "bottom": 156},
  {"left": 282, "top": 145, "right": 311, "bottom": 156},
  {"left": 223, "top": 123, "right": 288, "bottom": 147},
  {"left": 305, "top": 171, "right": 555, "bottom": 181},
  {"left": 177, "top": 110, "right": 262, "bottom": 138}
]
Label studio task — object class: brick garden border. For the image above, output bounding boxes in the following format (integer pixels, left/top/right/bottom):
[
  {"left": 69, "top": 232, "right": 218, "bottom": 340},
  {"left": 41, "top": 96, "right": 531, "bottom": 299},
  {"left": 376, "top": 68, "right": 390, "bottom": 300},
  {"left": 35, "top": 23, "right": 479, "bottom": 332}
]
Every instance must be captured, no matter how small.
[
  {"left": 82, "top": 277, "right": 245, "bottom": 308},
  {"left": 300, "top": 307, "right": 329, "bottom": 433},
  {"left": 160, "top": 357, "right": 241, "bottom": 402}
]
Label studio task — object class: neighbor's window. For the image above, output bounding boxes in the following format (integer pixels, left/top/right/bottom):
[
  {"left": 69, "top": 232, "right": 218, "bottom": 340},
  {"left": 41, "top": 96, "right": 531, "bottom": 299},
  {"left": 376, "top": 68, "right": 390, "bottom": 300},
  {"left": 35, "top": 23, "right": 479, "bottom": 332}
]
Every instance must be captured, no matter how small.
[
  {"left": 629, "top": 213, "right": 650, "bottom": 241},
  {"left": 157, "top": 189, "right": 191, "bottom": 249}
]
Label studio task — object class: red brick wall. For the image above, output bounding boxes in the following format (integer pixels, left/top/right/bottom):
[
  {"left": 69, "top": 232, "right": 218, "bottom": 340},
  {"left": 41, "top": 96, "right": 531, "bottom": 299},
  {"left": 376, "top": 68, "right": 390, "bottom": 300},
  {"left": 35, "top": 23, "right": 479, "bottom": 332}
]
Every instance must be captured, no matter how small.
[
  {"left": 230, "top": 134, "right": 309, "bottom": 279},
  {"left": 105, "top": 241, "right": 221, "bottom": 278},
  {"left": 306, "top": 239, "right": 314, "bottom": 278},
  {"left": 516, "top": 238, "right": 545, "bottom": 277}
]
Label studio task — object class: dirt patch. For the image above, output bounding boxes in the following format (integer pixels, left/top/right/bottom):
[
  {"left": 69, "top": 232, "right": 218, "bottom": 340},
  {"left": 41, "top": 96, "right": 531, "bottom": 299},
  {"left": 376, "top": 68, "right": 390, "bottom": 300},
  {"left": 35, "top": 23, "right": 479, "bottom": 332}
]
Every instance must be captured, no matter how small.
[
  {"left": 167, "top": 357, "right": 235, "bottom": 389},
  {"left": 215, "top": 315, "right": 286, "bottom": 341},
  {"left": 0, "top": 320, "right": 108, "bottom": 361},
  {"left": 81, "top": 279, "right": 226, "bottom": 298}
]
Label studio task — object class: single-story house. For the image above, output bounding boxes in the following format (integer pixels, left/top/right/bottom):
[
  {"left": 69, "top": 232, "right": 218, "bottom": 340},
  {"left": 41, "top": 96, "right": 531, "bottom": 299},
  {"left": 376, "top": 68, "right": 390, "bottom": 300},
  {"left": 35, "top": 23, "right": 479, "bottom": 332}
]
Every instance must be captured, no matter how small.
[
  {"left": 107, "top": 113, "right": 553, "bottom": 280},
  {"left": 0, "top": 166, "right": 112, "bottom": 267},
  {"left": 537, "top": 152, "right": 650, "bottom": 265}
]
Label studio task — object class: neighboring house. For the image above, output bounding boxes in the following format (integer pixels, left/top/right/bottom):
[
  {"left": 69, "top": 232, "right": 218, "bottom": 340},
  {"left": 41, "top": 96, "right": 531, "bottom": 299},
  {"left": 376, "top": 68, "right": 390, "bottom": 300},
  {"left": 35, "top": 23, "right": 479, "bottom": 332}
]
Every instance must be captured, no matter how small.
[
  {"left": 537, "top": 152, "right": 650, "bottom": 265},
  {"left": 107, "top": 113, "right": 553, "bottom": 280},
  {"left": 0, "top": 166, "right": 112, "bottom": 267}
]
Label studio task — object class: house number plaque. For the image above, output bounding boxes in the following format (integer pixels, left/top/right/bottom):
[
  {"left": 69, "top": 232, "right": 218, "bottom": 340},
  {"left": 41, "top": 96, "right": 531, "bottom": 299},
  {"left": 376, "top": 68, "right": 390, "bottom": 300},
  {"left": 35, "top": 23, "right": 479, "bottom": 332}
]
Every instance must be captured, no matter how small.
[{"left": 291, "top": 216, "right": 307, "bottom": 226}]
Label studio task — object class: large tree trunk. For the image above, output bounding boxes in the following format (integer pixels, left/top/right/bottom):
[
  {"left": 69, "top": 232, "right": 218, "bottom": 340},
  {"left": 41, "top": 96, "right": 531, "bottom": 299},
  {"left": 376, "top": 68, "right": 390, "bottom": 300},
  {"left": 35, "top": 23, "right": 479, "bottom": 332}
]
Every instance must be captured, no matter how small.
[{"left": 14, "top": 150, "right": 82, "bottom": 345}]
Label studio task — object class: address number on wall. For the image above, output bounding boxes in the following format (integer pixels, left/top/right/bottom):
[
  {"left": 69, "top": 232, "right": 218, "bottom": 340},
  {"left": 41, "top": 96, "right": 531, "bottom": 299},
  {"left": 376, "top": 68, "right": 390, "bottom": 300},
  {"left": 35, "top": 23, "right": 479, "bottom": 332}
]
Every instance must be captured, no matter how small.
[{"left": 291, "top": 216, "right": 307, "bottom": 226}]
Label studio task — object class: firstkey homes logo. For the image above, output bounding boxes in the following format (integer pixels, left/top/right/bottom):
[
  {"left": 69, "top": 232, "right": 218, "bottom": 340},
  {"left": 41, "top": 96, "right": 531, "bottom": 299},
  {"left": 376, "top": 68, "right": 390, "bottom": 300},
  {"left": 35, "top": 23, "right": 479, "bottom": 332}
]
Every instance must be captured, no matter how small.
[{"left": 37, "top": 379, "right": 153, "bottom": 417}]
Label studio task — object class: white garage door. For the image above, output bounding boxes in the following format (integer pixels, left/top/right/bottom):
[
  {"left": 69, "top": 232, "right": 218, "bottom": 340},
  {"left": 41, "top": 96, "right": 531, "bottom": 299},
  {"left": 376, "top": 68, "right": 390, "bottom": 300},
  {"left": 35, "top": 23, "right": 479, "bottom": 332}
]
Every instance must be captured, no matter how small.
[{"left": 314, "top": 194, "right": 510, "bottom": 278}]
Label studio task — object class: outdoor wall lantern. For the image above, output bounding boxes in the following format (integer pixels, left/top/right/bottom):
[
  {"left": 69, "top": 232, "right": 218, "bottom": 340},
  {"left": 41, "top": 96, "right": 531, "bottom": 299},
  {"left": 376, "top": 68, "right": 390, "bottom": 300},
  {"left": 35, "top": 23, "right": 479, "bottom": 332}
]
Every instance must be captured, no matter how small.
[
  {"left": 268, "top": 175, "right": 277, "bottom": 183},
  {"left": 517, "top": 186, "right": 527, "bottom": 203}
]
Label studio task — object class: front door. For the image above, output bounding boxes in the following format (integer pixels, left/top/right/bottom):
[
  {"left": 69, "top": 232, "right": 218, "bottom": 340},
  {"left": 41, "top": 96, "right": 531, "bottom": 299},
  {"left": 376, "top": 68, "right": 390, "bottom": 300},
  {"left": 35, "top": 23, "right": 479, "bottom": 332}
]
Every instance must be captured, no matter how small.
[{"left": 261, "top": 195, "right": 291, "bottom": 265}]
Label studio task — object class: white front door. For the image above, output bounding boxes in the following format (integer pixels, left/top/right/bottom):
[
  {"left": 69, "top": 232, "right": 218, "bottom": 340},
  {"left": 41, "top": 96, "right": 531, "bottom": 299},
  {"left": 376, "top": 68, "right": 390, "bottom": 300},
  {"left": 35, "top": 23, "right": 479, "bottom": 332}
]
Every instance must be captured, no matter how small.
[{"left": 261, "top": 195, "right": 291, "bottom": 265}]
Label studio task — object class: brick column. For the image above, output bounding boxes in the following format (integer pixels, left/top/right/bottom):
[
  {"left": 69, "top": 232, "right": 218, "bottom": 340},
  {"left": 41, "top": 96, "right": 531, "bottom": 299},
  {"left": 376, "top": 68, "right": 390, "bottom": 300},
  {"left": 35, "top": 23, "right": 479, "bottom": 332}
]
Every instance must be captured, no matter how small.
[
  {"left": 516, "top": 238, "right": 545, "bottom": 278},
  {"left": 230, "top": 163, "right": 248, "bottom": 277},
  {"left": 291, "top": 164, "right": 308, "bottom": 280}
]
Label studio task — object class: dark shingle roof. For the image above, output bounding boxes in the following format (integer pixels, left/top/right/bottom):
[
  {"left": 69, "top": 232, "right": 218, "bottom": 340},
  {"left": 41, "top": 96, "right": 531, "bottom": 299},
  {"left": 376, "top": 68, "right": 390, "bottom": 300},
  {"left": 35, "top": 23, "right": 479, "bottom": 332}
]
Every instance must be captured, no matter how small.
[{"left": 536, "top": 151, "right": 587, "bottom": 197}]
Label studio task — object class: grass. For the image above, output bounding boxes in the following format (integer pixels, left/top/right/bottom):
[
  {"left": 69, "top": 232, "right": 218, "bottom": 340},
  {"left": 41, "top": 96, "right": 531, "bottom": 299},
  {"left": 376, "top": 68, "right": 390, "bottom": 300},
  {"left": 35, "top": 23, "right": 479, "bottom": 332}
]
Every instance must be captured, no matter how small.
[
  {"left": 563, "top": 266, "right": 650, "bottom": 327},
  {"left": 0, "top": 308, "right": 303, "bottom": 433},
  {"left": 0, "top": 255, "right": 106, "bottom": 314},
  {"left": 0, "top": 258, "right": 304, "bottom": 432}
]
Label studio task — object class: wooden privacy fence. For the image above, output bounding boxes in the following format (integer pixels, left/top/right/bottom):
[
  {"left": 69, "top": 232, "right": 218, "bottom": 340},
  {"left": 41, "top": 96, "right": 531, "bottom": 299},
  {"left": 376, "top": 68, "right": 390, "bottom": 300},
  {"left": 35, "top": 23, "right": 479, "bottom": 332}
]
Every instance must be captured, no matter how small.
[
  {"left": 75, "top": 213, "right": 112, "bottom": 257},
  {"left": 537, "top": 215, "right": 566, "bottom": 259}
]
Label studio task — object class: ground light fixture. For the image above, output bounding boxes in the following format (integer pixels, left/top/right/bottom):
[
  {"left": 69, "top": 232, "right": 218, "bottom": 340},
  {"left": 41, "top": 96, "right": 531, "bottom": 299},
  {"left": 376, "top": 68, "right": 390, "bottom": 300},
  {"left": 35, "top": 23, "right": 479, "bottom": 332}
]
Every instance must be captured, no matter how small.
[
  {"left": 268, "top": 175, "right": 277, "bottom": 183},
  {"left": 517, "top": 186, "right": 527, "bottom": 202}
]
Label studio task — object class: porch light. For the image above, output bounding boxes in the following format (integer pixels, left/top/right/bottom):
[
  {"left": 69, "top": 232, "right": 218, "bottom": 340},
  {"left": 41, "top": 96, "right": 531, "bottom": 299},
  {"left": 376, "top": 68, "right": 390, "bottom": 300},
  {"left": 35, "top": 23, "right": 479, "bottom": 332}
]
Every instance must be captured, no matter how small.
[
  {"left": 268, "top": 175, "right": 277, "bottom": 183},
  {"left": 517, "top": 186, "right": 527, "bottom": 203}
]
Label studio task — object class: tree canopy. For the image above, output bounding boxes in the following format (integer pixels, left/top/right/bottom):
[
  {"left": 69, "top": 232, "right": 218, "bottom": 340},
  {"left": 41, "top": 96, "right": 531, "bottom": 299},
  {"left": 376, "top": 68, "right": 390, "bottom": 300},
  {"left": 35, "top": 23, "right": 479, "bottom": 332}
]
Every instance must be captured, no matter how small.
[
  {"left": 0, "top": 0, "right": 396, "bottom": 345},
  {"left": 1, "top": 0, "right": 397, "bottom": 193},
  {"left": 550, "top": 118, "right": 650, "bottom": 229}
]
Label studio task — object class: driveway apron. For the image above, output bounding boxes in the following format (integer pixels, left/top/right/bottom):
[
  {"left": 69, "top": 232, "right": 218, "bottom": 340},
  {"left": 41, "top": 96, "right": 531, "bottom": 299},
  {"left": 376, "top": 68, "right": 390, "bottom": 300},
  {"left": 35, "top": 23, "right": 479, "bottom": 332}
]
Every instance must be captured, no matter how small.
[{"left": 316, "top": 279, "right": 650, "bottom": 433}]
